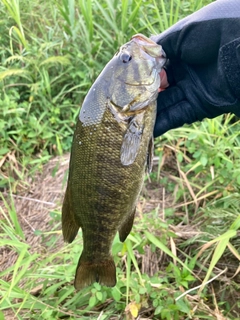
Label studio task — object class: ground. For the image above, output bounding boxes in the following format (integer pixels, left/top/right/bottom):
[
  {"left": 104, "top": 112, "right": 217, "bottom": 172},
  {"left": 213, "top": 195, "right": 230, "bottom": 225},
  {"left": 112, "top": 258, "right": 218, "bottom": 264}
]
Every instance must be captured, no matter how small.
[{"left": 0, "top": 151, "right": 239, "bottom": 319}]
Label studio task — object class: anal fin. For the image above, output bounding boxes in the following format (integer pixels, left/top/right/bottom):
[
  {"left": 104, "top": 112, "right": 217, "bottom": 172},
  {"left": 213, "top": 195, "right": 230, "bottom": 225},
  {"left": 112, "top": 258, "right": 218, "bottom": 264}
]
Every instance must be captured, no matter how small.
[
  {"left": 62, "top": 185, "right": 80, "bottom": 243},
  {"left": 118, "top": 209, "right": 136, "bottom": 242}
]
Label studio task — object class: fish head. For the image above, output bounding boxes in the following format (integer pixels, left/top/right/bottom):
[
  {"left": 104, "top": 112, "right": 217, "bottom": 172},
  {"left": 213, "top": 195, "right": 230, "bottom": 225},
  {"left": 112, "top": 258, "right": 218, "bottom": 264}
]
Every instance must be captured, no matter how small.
[
  {"left": 109, "top": 34, "right": 166, "bottom": 113},
  {"left": 79, "top": 34, "right": 166, "bottom": 126}
]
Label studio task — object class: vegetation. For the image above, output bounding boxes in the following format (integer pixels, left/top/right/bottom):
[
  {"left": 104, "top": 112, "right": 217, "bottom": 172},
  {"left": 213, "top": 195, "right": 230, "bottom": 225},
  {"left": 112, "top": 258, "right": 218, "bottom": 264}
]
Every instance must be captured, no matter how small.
[{"left": 0, "top": 0, "right": 239, "bottom": 319}]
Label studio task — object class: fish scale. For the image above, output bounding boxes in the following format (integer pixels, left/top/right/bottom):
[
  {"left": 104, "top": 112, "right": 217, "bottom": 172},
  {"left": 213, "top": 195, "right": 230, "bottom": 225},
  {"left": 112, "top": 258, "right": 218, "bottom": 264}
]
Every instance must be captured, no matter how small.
[{"left": 62, "top": 34, "right": 166, "bottom": 289}]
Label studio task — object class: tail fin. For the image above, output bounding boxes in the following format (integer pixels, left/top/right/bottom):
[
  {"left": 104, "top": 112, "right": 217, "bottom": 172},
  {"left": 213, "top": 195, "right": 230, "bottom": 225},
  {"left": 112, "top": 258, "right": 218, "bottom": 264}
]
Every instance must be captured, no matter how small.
[
  {"left": 62, "top": 185, "right": 79, "bottom": 243},
  {"left": 74, "top": 253, "right": 116, "bottom": 290}
]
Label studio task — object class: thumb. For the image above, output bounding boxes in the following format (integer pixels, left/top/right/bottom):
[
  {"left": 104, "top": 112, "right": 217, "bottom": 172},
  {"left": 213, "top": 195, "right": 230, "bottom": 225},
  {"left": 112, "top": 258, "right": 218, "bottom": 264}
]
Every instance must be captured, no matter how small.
[{"left": 159, "top": 69, "right": 169, "bottom": 91}]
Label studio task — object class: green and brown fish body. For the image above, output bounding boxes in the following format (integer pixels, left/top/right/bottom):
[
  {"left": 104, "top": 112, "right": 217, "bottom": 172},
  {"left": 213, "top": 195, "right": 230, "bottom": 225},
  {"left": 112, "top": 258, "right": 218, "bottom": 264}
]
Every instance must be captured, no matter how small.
[{"left": 62, "top": 34, "right": 166, "bottom": 290}]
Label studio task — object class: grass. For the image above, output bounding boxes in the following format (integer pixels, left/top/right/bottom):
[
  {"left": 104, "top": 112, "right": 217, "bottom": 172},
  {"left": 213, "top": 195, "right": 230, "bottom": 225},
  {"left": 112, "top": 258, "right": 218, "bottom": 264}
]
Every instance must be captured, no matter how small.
[{"left": 0, "top": 0, "right": 239, "bottom": 319}]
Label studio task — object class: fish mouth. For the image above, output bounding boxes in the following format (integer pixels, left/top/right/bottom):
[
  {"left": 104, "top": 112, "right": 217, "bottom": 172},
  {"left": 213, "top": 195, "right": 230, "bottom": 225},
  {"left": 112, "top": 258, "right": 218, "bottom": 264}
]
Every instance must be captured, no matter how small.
[
  {"left": 132, "top": 33, "right": 167, "bottom": 75},
  {"left": 125, "top": 33, "right": 166, "bottom": 89}
]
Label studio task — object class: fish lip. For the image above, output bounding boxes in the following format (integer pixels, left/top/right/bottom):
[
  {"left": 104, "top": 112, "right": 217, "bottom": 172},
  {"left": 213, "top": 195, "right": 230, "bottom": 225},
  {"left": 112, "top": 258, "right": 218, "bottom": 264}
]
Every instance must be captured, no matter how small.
[
  {"left": 131, "top": 33, "right": 167, "bottom": 59},
  {"left": 131, "top": 33, "right": 158, "bottom": 46}
]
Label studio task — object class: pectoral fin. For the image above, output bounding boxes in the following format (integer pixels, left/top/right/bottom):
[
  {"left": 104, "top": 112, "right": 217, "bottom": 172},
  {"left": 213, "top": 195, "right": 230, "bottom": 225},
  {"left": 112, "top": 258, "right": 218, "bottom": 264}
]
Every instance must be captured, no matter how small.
[
  {"left": 120, "top": 114, "right": 144, "bottom": 166},
  {"left": 118, "top": 208, "right": 136, "bottom": 242}
]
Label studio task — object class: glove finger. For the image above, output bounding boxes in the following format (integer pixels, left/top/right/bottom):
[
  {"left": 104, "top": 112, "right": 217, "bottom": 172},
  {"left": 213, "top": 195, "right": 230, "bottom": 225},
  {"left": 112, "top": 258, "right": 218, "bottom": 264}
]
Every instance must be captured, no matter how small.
[
  {"left": 154, "top": 98, "right": 199, "bottom": 137},
  {"left": 156, "top": 86, "right": 186, "bottom": 114}
]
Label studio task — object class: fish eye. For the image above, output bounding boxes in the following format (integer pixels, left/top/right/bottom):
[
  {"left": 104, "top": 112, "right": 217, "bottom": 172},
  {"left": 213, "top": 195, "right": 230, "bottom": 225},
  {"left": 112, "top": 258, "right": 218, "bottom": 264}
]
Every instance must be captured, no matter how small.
[{"left": 120, "top": 52, "right": 132, "bottom": 63}]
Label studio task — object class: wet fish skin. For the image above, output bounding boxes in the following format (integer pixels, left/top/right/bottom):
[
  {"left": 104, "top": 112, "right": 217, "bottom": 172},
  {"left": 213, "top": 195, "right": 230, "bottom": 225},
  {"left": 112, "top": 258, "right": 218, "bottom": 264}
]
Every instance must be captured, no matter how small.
[{"left": 62, "top": 34, "right": 166, "bottom": 290}]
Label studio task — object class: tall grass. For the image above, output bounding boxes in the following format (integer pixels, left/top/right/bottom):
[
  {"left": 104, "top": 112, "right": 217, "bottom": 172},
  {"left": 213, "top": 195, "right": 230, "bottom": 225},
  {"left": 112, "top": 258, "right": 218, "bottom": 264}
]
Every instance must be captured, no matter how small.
[{"left": 0, "top": 0, "right": 213, "bottom": 168}]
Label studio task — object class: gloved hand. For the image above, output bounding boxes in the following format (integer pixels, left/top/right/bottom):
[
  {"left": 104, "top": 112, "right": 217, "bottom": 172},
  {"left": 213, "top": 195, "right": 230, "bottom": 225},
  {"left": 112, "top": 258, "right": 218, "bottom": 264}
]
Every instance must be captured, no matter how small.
[{"left": 152, "top": 0, "right": 240, "bottom": 137}]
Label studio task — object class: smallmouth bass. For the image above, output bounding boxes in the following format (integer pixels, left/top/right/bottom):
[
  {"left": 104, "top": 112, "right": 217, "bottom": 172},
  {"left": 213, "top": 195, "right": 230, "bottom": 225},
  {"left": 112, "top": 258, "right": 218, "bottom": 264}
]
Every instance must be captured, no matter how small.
[{"left": 62, "top": 34, "right": 166, "bottom": 289}]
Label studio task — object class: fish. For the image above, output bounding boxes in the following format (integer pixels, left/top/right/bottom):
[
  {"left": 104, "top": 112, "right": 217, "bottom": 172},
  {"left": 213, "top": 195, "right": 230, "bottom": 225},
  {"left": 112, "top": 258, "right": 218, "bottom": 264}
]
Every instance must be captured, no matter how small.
[{"left": 62, "top": 34, "right": 166, "bottom": 290}]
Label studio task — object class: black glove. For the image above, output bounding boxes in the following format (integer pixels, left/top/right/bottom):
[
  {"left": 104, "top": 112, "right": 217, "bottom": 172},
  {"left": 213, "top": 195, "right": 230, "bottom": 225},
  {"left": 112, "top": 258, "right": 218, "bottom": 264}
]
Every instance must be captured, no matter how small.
[{"left": 152, "top": 0, "right": 240, "bottom": 137}]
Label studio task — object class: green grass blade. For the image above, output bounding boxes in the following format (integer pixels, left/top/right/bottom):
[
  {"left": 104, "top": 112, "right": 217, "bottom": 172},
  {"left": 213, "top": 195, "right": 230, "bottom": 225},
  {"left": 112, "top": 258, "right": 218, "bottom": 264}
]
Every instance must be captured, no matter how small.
[
  {"left": 121, "top": 0, "right": 128, "bottom": 32},
  {"left": 230, "top": 214, "right": 240, "bottom": 231},
  {"left": 94, "top": 0, "right": 118, "bottom": 35},
  {"left": 198, "top": 228, "right": 238, "bottom": 293},
  {"left": 121, "top": 0, "right": 142, "bottom": 34},
  {"left": 125, "top": 239, "right": 143, "bottom": 284},
  {"left": 0, "top": 193, "right": 24, "bottom": 239},
  {"left": 78, "top": 0, "right": 93, "bottom": 41},
  {"left": 159, "top": 0, "right": 168, "bottom": 29},
  {"left": 2, "top": 0, "right": 27, "bottom": 48},
  {"left": 198, "top": 238, "right": 229, "bottom": 294},
  {"left": 144, "top": 231, "right": 194, "bottom": 275}
]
